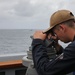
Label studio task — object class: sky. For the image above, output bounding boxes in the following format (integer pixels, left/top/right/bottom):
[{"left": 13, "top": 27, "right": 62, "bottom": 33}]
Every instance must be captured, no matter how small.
[{"left": 0, "top": 0, "right": 75, "bottom": 29}]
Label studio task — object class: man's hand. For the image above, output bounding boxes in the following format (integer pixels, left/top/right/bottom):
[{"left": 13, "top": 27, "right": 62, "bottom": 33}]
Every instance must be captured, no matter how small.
[
  {"left": 33, "top": 30, "right": 62, "bottom": 54},
  {"left": 33, "top": 31, "right": 47, "bottom": 40}
]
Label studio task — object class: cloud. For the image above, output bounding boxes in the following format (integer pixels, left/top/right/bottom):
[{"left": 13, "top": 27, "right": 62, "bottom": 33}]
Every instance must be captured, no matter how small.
[
  {"left": 7, "top": 0, "right": 75, "bottom": 18},
  {"left": 0, "top": 0, "right": 75, "bottom": 29},
  {"left": 10, "top": 0, "right": 51, "bottom": 17}
]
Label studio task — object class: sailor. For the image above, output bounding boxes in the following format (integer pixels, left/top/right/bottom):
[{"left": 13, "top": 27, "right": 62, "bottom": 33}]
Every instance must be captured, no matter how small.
[{"left": 32, "top": 9, "right": 75, "bottom": 75}]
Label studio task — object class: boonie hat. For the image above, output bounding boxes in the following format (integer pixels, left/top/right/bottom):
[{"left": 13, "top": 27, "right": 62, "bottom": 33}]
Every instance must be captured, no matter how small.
[{"left": 44, "top": 10, "right": 75, "bottom": 33}]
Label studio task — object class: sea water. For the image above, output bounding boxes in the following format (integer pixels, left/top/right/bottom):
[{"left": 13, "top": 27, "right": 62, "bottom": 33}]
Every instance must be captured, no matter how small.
[{"left": 0, "top": 29, "right": 36, "bottom": 55}]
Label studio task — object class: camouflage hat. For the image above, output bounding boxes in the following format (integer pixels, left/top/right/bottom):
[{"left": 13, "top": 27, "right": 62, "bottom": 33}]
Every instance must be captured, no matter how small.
[{"left": 44, "top": 10, "right": 75, "bottom": 33}]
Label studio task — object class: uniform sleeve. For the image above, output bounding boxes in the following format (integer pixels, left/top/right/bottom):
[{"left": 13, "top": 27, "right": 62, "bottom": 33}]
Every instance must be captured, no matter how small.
[{"left": 32, "top": 39, "right": 75, "bottom": 75}]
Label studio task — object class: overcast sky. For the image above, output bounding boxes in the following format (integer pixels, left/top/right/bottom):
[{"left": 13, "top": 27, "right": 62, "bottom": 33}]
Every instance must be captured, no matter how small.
[{"left": 0, "top": 0, "right": 75, "bottom": 29}]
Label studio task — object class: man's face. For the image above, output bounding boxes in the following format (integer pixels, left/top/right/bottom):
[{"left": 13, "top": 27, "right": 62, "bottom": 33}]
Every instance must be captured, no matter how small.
[{"left": 52, "top": 25, "right": 71, "bottom": 43}]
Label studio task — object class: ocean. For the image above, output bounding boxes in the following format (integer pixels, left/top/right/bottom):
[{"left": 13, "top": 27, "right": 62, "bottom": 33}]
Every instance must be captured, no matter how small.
[
  {"left": 0, "top": 29, "right": 37, "bottom": 55},
  {"left": 0, "top": 29, "right": 69, "bottom": 55}
]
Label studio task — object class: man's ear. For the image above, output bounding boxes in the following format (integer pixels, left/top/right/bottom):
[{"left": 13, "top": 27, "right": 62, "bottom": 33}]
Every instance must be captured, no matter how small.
[{"left": 59, "top": 24, "right": 66, "bottom": 32}]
